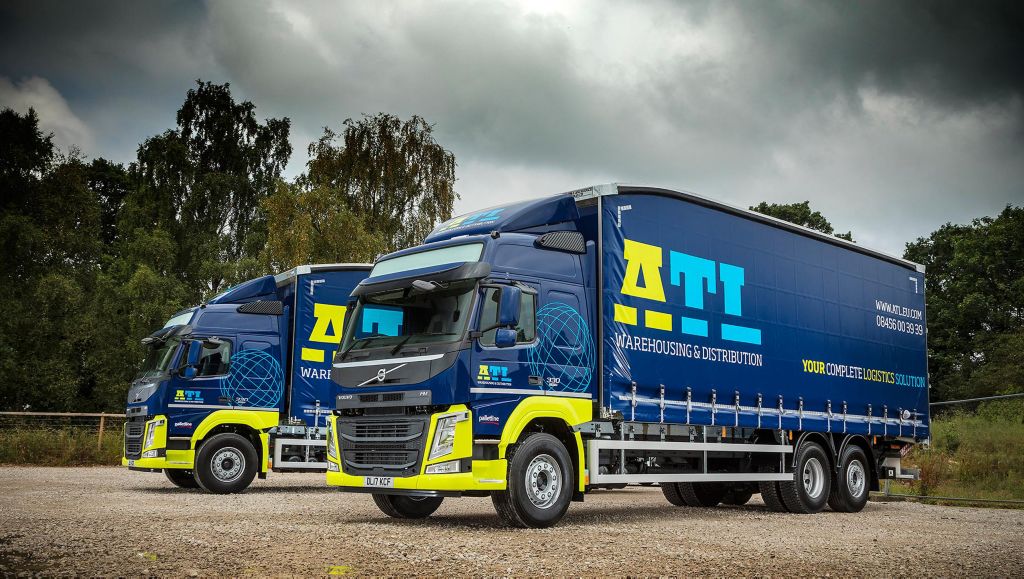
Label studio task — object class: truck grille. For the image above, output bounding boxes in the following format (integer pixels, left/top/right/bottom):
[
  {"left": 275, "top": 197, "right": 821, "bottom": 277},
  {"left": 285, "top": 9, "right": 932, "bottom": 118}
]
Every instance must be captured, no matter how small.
[
  {"left": 337, "top": 416, "right": 429, "bottom": 477},
  {"left": 124, "top": 419, "right": 145, "bottom": 460}
]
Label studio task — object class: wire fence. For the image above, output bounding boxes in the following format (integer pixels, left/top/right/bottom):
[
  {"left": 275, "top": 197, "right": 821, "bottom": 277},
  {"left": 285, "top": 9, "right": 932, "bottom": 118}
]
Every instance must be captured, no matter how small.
[{"left": 0, "top": 412, "right": 125, "bottom": 452}]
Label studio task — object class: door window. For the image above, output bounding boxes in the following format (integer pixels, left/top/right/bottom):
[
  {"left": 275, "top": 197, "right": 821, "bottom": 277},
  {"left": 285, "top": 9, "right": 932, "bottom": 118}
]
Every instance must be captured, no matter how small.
[
  {"left": 190, "top": 340, "right": 231, "bottom": 377},
  {"left": 479, "top": 288, "right": 537, "bottom": 346}
]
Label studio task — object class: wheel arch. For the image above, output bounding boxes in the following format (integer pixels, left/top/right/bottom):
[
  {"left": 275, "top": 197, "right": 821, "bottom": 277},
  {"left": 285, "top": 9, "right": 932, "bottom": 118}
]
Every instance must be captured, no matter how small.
[
  {"left": 192, "top": 410, "right": 276, "bottom": 473},
  {"left": 497, "top": 396, "right": 591, "bottom": 492}
]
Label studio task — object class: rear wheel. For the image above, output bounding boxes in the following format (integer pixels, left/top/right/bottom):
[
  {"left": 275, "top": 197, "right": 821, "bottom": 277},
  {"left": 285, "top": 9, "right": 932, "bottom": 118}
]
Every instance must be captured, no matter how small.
[
  {"left": 164, "top": 468, "right": 198, "bottom": 489},
  {"left": 759, "top": 480, "right": 789, "bottom": 512},
  {"left": 372, "top": 494, "right": 444, "bottom": 519},
  {"left": 721, "top": 486, "right": 754, "bottom": 506},
  {"left": 828, "top": 445, "right": 870, "bottom": 513},
  {"left": 661, "top": 483, "right": 688, "bottom": 506},
  {"left": 193, "top": 433, "right": 259, "bottom": 494},
  {"left": 492, "top": 433, "right": 574, "bottom": 528},
  {"left": 779, "top": 441, "right": 832, "bottom": 513},
  {"left": 678, "top": 482, "right": 727, "bottom": 507}
]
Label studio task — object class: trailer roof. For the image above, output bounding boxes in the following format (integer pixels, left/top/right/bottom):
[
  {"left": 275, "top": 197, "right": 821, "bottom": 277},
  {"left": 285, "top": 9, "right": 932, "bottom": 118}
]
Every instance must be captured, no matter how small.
[
  {"left": 568, "top": 183, "right": 924, "bottom": 273},
  {"left": 273, "top": 263, "right": 373, "bottom": 285}
]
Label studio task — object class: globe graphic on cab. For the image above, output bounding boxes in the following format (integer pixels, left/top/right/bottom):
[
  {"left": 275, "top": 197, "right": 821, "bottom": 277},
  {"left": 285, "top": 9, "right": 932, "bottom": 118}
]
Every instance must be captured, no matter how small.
[
  {"left": 527, "top": 303, "right": 595, "bottom": 393},
  {"left": 222, "top": 349, "right": 284, "bottom": 408}
]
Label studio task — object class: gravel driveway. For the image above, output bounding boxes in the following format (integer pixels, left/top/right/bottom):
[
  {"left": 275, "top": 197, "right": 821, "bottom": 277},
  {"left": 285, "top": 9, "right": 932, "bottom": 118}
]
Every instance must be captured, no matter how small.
[{"left": 1, "top": 466, "right": 1022, "bottom": 576}]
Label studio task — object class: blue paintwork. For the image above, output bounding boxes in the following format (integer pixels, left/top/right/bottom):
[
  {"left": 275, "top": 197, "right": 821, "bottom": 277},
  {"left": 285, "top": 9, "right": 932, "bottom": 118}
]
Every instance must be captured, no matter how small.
[
  {"left": 126, "top": 267, "right": 370, "bottom": 434},
  {"left": 340, "top": 188, "right": 929, "bottom": 441},
  {"left": 602, "top": 192, "right": 929, "bottom": 437}
]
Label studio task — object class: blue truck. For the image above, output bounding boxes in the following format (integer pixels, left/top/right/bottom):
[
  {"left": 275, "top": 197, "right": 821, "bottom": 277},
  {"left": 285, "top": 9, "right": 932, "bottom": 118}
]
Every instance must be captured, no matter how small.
[
  {"left": 122, "top": 264, "right": 370, "bottom": 493},
  {"left": 325, "top": 184, "right": 929, "bottom": 527}
]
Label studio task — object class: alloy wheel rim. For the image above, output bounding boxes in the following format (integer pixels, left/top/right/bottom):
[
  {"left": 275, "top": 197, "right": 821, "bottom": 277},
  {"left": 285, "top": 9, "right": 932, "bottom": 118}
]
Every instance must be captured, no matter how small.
[
  {"left": 847, "top": 459, "right": 866, "bottom": 498},
  {"left": 802, "top": 457, "right": 825, "bottom": 499},
  {"left": 211, "top": 447, "right": 244, "bottom": 482},
  {"left": 525, "top": 454, "right": 561, "bottom": 509}
]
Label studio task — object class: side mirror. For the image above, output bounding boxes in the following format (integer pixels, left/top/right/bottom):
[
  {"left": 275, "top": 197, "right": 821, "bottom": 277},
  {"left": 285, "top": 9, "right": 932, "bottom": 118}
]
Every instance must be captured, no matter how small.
[
  {"left": 180, "top": 340, "right": 201, "bottom": 379},
  {"left": 186, "top": 341, "right": 202, "bottom": 366},
  {"left": 498, "top": 285, "right": 521, "bottom": 328},
  {"left": 494, "top": 328, "right": 517, "bottom": 348}
]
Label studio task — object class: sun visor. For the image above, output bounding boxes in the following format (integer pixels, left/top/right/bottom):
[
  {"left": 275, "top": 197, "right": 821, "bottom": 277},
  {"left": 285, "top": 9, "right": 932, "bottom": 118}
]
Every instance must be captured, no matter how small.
[
  {"left": 424, "top": 195, "right": 580, "bottom": 243},
  {"left": 352, "top": 262, "right": 491, "bottom": 297}
]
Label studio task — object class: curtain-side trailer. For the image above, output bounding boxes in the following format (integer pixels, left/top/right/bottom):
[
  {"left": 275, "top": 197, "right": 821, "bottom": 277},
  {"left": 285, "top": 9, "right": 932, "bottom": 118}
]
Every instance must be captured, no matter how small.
[{"left": 325, "top": 184, "right": 928, "bottom": 527}]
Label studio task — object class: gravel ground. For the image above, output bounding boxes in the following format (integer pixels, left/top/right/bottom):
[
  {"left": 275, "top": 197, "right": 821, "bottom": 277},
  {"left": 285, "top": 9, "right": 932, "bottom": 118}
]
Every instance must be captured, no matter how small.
[{"left": 1, "top": 466, "right": 1022, "bottom": 576}]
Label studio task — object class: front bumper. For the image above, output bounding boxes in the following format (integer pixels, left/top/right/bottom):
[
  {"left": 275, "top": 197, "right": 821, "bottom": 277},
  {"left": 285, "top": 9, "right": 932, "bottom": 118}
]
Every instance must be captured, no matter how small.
[
  {"left": 325, "top": 405, "right": 508, "bottom": 492},
  {"left": 121, "top": 415, "right": 194, "bottom": 470}
]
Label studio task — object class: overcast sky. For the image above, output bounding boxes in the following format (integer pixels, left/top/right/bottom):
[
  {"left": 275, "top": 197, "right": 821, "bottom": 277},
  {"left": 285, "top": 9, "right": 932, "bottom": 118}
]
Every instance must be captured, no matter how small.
[{"left": 2, "top": 0, "right": 1022, "bottom": 254}]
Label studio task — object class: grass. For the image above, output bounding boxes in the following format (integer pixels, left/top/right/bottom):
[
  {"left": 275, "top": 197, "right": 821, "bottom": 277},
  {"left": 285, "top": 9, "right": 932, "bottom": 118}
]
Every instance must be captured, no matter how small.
[
  {"left": 0, "top": 426, "right": 124, "bottom": 466},
  {"left": 892, "top": 399, "right": 1024, "bottom": 506}
]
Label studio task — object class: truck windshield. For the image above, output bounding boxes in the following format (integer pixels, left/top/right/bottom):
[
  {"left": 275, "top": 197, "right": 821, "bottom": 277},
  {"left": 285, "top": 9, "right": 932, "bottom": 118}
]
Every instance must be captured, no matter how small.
[
  {"left": 136, "top": 337, "right": 182, "bottom": 379},
  {"left": 341, "top": 279, "right": 477, "bottom": 354}
]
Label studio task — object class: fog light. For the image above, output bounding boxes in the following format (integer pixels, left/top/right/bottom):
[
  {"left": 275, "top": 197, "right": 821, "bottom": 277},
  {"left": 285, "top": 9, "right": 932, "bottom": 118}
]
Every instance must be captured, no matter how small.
[
  {"left": 426, "top": 460, "right": 461, "bottom": 474},
  {"left": 142, "top": 450, "right": 159, "bottom": 458},
  {"left": 327, "top": 461, "right": 340, "bottom": 472}
]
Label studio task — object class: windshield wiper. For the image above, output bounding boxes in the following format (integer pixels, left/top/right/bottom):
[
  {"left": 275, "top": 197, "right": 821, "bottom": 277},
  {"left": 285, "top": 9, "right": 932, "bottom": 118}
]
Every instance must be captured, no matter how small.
[
  {"left": 339, "top": 334, "right": 386, "bottom": 360},
  {"left": 389, "top": 335, "right": 414, "bottom": 356}
]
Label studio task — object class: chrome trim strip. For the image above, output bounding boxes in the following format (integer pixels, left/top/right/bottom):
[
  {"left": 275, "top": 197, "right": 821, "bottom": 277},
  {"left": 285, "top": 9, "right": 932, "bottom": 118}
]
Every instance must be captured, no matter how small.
[
  {"left": 333, "top": 353, "right": 445, "bottom": 368},
  {"left": 470, "top": 387, "right": 592, "bottom": 399}
]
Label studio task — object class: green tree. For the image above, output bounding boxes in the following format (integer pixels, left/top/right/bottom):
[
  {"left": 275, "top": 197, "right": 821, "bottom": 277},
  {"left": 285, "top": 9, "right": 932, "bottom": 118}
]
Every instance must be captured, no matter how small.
[
  {"left": 904, "top": 206, "right": 1024, "bottom": 401},
  {"left": 128, "top": 80, "right": 291, "bottom": 300},
  {"left": 0, "top": 108, "right": 107, "bottom": 410},
  {"left": 749, "top": 200, "right": 854, "bottom": 241},
  {"left": 303, "top": 113, "right": 457, "bottom": 254},
  {"left": 262, "top": 180, "right": 383, "bottom": 270}
]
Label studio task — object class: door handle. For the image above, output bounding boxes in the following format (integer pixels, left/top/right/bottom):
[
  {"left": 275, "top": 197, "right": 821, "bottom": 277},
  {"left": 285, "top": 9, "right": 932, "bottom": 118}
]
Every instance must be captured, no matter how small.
[{"left": 528, "top": 375, "right": 543, "bottom": 386}]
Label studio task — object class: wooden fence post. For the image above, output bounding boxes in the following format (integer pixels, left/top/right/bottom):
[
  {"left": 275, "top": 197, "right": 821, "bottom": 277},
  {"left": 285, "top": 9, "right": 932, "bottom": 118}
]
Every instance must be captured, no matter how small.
[{"left": 97, "top": 415, "right": 106, "bottom": 450}]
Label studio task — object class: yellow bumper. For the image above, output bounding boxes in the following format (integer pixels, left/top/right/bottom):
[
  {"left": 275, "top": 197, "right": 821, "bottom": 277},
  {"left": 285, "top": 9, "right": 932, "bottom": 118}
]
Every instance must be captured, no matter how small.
[
  {"left": 122, "top": 410, "right": 275, "bottom": 472},
  {"left": 326, "top": 405, "right": 509, "bottom": 492}
]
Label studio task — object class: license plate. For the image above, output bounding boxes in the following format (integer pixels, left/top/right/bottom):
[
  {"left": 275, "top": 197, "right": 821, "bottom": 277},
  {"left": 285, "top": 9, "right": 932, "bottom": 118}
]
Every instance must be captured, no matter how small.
[
  {"left": 364, "top": 476, "right": 393, "bottom": 488},
  {"left": 127, "top": 460, "right": 135, "bottom": 467}
]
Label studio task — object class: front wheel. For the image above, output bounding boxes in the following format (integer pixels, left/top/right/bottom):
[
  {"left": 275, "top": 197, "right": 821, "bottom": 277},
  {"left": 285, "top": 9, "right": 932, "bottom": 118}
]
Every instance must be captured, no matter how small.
[
  {"left": 372, "top": 494, "right": 444, "bottom": 519},
  {"left": 193, "top": 433, "right": 258, "bottom": 494},
  {"left": 164, "top": 468, "right": 199, "bottom": 489},
  {"left": 492, "top": 433, "right": 574, "bottom": 528}
]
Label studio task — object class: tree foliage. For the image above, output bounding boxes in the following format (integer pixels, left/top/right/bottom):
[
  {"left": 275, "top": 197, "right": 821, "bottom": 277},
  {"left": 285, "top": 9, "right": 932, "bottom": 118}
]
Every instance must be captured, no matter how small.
[
  {"left": 303, "top": 113, "right": 458, "bottom": 253},
  {"left": 904, "top": 207, "right": 1024, "bottom": 401},
  {"left": 0, "top": 85, "right": 458, "bottom": 412},
  {"left": 749, "top": 200, "right": 854, "bottom": 241}
]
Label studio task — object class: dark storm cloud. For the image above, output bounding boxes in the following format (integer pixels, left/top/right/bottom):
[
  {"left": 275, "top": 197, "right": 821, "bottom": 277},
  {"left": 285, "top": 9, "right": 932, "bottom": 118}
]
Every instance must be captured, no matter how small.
[
  {"left": 0, "top": 0, "right": 216, "bottom": 159},
  {"left": 1, "top": 0, "right": 1022, "bottom": 254},
  {"left": 735, "top": 0, "right": 1024, "bottom": 112}
]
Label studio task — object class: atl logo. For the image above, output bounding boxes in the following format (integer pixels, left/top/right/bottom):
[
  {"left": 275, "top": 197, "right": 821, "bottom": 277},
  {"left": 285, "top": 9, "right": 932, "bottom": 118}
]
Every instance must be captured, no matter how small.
[{"left": 615, "top": 238, "right": 761, "bottom": 345}]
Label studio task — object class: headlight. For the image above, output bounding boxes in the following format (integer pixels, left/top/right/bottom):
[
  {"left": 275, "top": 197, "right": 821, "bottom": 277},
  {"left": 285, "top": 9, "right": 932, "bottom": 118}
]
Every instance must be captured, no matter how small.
[
  {"left": 144, "top": 419, "right": 164, "bottom": 449},
  {"left": 327, "top": 421, "right": 338, "bottom": 460},
  {"left": 429, "top": 413, "right": 467, "bottom": 461}
]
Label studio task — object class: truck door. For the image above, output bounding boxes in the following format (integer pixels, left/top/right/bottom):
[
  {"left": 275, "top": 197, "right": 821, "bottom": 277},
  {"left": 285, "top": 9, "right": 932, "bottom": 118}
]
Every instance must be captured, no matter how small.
[
  {"left": 472, "top": 284, "right": 539, "bottom": 398},
  {"left": 223, "top": 336, "right": 285, "bottom": 412},
  {"left": 532, "top": 289, "right": 595, "bottom": 398}
]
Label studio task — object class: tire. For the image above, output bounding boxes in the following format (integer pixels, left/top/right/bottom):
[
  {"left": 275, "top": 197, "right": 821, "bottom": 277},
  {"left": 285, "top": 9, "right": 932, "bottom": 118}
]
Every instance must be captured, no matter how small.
[
  {"left": 779, "top": 441, "right": 832, "bottom": 514},
  {"left": 721, "top": 487, "right": 754, "bottom": 506},
  {"left": 163, "top": 468, "right": 199, "bottom": 489},
  {"left": 678, "top": 482, "right": 727, "bottom": 507},
  {"left": 828, "top": 445, "right": 870, "bottom": 513},
  {"left": 372, "top": 494, "right": 444, "bottom": 519},
  {"left": 661, "top": 483, "right": 688, "bottom": 506},
  {"left": 193, "top": 433, "right": 259, "bottom": 494},
  {"left": 491, "top": 433, "right": 574, "bottom": 528},
  {"left": 759, "top": 480, "right": 789, "bottom": 512}
]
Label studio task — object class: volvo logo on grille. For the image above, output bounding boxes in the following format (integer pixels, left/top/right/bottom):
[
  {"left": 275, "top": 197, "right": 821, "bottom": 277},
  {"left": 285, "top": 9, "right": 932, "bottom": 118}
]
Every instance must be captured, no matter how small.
[{"left": 358, "top": 363, "right": 408, "bottom": 387}]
